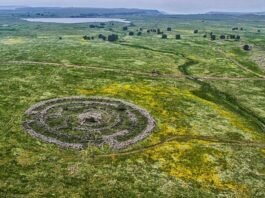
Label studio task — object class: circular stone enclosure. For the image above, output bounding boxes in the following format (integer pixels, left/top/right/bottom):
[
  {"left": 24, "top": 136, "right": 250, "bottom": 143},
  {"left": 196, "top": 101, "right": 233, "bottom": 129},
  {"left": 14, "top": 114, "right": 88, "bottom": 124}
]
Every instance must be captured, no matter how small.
[{"left": 23, "top": 97, "right": 156, "bottom": 150}]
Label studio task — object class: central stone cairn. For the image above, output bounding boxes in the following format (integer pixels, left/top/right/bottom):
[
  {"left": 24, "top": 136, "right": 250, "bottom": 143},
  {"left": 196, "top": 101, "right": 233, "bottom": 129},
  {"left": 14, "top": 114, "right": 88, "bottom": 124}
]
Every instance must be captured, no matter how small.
[{"left": 23, "top": 97, "right": 156, "bottom": 150}]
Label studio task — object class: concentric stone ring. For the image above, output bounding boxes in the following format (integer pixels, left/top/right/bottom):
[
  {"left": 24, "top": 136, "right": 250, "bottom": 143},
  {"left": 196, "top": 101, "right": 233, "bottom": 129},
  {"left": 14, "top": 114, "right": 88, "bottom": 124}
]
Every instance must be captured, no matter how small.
[{"left": 23, "top": 97, "right": 156, "bottom": 150}]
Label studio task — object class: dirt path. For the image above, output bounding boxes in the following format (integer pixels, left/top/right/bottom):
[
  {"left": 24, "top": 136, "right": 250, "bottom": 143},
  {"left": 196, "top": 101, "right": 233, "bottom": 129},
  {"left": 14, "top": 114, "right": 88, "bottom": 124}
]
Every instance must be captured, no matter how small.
[
  {"left": 93, "top": 134, "right": 265, "bottom": 158},
  {"left": 5, "top": 60, "right": 265, "bottom": 81}
]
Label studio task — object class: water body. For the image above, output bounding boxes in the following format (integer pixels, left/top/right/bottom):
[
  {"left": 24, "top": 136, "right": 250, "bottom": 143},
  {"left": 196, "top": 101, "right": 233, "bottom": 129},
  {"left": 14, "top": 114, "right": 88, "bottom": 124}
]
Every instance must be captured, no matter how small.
[{"left": 22, "top": 18, "right": 130, "bottom": 24}]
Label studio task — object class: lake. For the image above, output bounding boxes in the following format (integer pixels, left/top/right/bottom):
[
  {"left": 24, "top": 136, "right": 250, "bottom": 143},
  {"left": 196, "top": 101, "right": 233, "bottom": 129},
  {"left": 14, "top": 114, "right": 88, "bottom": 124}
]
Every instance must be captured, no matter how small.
[{"left": 22, "top": 18, "right": 130, "bottom": 24}]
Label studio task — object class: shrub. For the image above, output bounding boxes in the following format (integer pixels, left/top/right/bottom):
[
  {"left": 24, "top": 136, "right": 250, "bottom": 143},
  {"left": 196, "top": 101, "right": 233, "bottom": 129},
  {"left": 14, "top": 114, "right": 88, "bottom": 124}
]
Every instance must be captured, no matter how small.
[
  {"left": 243, "top": 45, "right": 251, "bottom": 51},
  {"left": 129, "top": 32, "right": 134, "bottom": 36},
  {"left": 232, "top": 27, "right": 238, "bottom": 31},
  {"left": 211, "top": 35, "right": 216, "bottom": 40},
  {"left": 194, "top": 30, "right": 199, "bottom": 34},
  {"left": 137, "top": 32, "right": 142, "bottom": 36},
  {"left": 83, "top": 35, "right": 90, "bottom": 40},
  {"left": 162, "top": 34, "right": 167, "bottom": 39},
  {"left": 123, "top": 26, "right": 128, "bottom": 31},
  {"left": 167, "top": 27, "right": 172, "bottom": 31},
  {"left": 235, "top": 35, "right": 241, "bottom": 40},
  {"left": 220, "top": 35, "right": 226, "bottom": 39},
  {"left": 108, "top": 34, "right": 119, "bottom": 42},
  {"left": 230, "top": 35, "right": 236, "bottom": 39},
  {"left": 176, "top": 34, "right": 181, "bottom": 39}
]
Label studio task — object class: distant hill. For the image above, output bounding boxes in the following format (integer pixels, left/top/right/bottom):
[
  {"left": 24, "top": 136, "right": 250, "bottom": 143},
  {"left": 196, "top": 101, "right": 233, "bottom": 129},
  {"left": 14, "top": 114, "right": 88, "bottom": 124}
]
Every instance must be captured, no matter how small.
[
  {"left": 206, "top": 11, "right": 265, "bottom": 15},
  {"left": 0, "top": 7, "right": 162, "bottom": 17}
]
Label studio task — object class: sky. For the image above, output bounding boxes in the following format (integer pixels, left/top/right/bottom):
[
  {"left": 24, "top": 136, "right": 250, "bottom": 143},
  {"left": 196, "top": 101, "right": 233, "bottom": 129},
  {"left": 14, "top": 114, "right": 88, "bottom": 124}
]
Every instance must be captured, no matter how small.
[{"left": 1, "top": 0, "right": 265, "bottom": 14}]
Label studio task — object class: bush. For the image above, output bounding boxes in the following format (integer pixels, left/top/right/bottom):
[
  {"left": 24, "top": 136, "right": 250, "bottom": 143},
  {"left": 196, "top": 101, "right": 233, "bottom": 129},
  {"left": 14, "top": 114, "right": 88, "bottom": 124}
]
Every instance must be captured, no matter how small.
[
  {"left": 129, "top": 32, "right": 134, "bottom": 36},
  {"left": 194, "top": 30, "right": 198, "bottom": 34},
  {"left": 137, "top": 32, "right": 142, "bottom": 36},
  {"left": 167, "top": 27, "right": 172, "bottom": 31},
  {"left": 235, "top": 35, "right": 241, "bottom": 40},
  {"left": 211, "top": 35, "right": 216, "bottom": 40},
  {"left": 232, "top": 27, "right": 238, "bottom": 31},
  {"left": 83, "top": 35, "right": 90, "bottom": 40},
  {"left": 203, "top": 34, "right": 207, "bottom": 38},
  {"left": 162, "top": 34, "right": 167, "bottom": 39},
  {"left": 176, "top": 34, "right": 181, "bottom": 39},
  {"left": 243, "top": 45, "right": 251, "bottom": 51},
  {"left": 123, "top": 26, "right": 128, "bottom": 31},
  {"left": 220, "top": 35, "right": 226, "bottom": 39},
  {"left": 108, "top": 34, "right": 119, "bottom": 42}
]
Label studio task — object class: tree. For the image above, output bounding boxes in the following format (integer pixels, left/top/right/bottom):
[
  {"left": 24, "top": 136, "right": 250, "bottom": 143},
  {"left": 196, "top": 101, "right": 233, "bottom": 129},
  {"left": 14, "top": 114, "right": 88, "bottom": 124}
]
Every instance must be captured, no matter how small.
[
  {"left": 232, "top": 27, "right": 238, "bottom": 31},
  {"left": 243, "top": 45, "right": 251, "bottom": 51},
  {"left": 203, "top": 34, "right": 207, "bottom": 38},
  {"left": 59, "top": 37, "right": 62, "bottom": 40},
  {"left": 83, "top": 35, "right": 90, "bottom": 40},
  {"left": 167, "top": 27, "right": 172, "bottom": 31},
  {"left": 220, "top": 35, "right": 226, "bottom": 39},
  {"left": 129, "top": 32, "right": 134, "bottom": 36},
  {"left": 162, "top": 34, "right": 167, "bottom": 39},
  {"left": 137, "top": 32, "right": 142, "bottom": 36},
  {"left": 230, "top": 35, "right": 236, "bottom": 39},
  {"left": 211, "top": 35, "right": 216, "bottom": 40},
  {"left": 176, "top": 34, "right": 181, "bottom": 39},
  {"left": 123, "top": 26, "right": 128, "bottom": 31},
  {"left": 108, "top": 34, "right": 119, "bottom": 42},
  {"left": 194, "top": 30, "right": 199, "bottom": 34},
  {"left": 258, "top": 30, "right": 261, "bottom": 33},
  {"left": 235, "top": 35, "right": 241, "bottom": 40},
  {"left": 240, "top": 27, "right": 244, "bottom": 31},
  {"left": 147, "top": 30, "right": 151, "bottom": 33}
]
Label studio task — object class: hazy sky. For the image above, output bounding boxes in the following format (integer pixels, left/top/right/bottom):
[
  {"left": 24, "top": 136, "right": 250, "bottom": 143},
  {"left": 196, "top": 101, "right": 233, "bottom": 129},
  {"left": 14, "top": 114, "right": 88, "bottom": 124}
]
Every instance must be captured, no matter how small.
[{"left": 1, "top": 0, "right": 265, "bottom": 14}]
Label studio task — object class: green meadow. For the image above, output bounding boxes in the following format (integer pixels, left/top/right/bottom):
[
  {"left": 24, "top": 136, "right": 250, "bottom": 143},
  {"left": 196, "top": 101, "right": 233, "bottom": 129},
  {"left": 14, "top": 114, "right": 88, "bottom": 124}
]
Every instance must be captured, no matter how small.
[{"left": 0, "top": 11, "right": 265, "bottom": 197}]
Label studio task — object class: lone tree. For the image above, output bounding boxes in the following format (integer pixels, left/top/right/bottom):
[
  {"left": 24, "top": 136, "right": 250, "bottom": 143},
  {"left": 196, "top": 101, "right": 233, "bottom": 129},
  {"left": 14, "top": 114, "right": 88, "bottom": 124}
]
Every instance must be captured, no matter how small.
[
  {"left": 129, "top": 31, "right": 134, "bottom": 36},
  {"left": 108, "top": 34, "right": 119, "bottom": 42},
  {"left": 243, "top": 45, "right": 251, "bottom": 51},
  {"left": 162, "top": 34, "right": 167, "bottom": 39},
  {"left": 220, "top": 35, "right": 226, "bottom": 39},
  {"left": 123, "top": 26, "right": 128, "bottom": 31},
  {"left": 194, "top": 30, "right": 199, "bottom": 34},
  {"left": 167, "top": 27, "right": 172, "bottom": 31},
  {"left": 176, "top": 34, "right": 181, "bottom": 39},
  {"left": 211, "top": 35, "right": 216, "bottom": 40}
]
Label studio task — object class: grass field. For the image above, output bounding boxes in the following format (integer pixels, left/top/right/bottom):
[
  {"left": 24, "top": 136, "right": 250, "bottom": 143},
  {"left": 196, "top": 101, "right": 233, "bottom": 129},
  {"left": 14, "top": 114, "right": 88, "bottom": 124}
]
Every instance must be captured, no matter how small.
[{"left": 0, "top": 11, "right": 265, "bottom": 197}]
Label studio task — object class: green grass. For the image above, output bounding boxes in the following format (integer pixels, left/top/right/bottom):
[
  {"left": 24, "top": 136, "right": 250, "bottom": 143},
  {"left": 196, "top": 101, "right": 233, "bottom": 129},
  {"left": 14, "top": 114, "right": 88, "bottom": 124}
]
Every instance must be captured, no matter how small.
[{"left": 0, "top": 13, "right": 265, "bottom": 197}]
